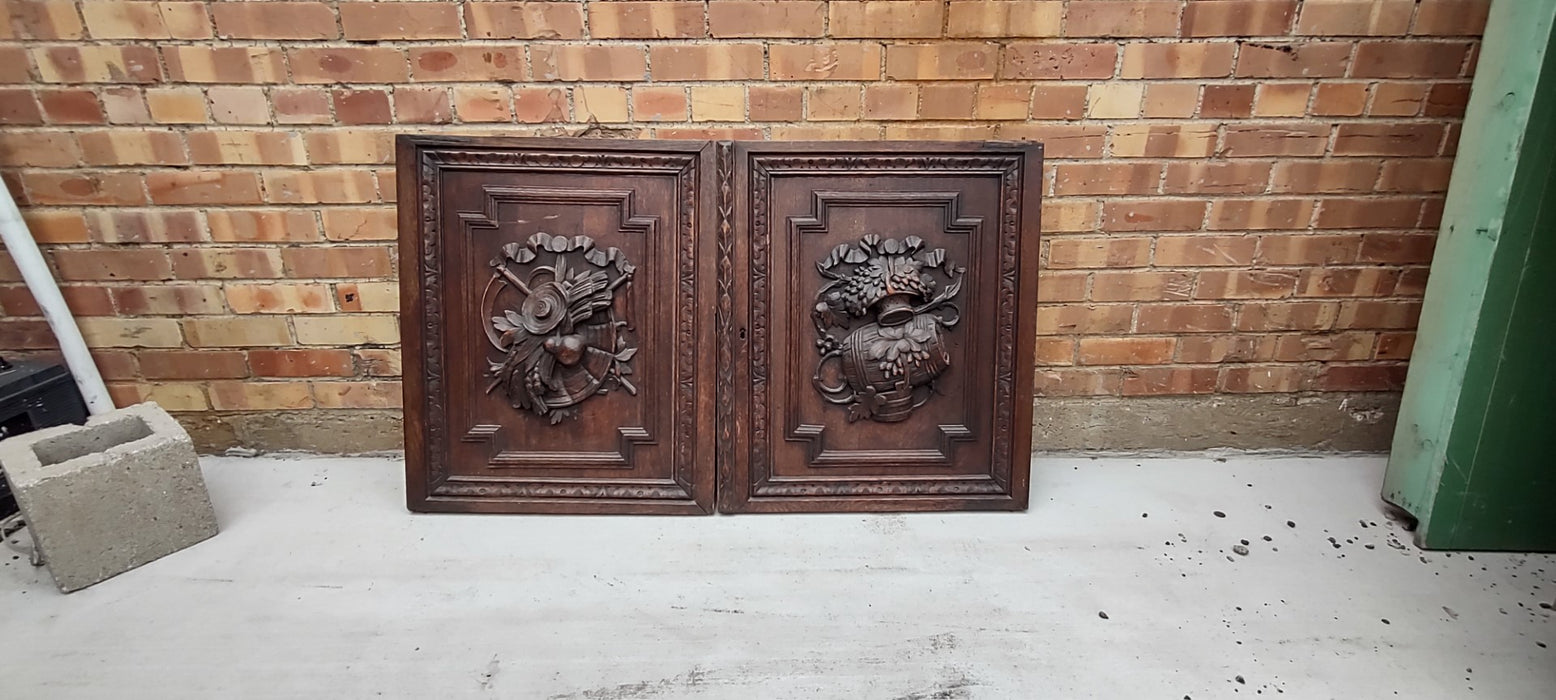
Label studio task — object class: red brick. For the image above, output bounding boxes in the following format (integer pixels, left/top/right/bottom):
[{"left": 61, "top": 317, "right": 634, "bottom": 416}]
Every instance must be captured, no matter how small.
[
  {"left": 1377, "top": 159, "right": 1454, "bottom": 193},
  {"left": 1002, "top": 43, "right": 1118, "bottom": 79},
  {"left": 1295, "top": 0, "right": 1414, "bottom": 36},
  {"left": 1090, "top": 271, "right": 1195, "bottom": 301},
  {"left": 163, "top": 46, "right": 286, "bottom": 83},
  {"left": 1312, "top": 81, "right": 1369, "bottom": 116},
  {"left": 1375, "top": 332, "right": 1415, "bottom": 360},
  {"left": 139, "top": 351, "right": 248, "bottom": 380},
  {"left": 81, "top": 2, "right": 212, "bottom": 40},
  {"left": 749, "top": 85, "right": 803, "bottom": 121},
  {"left": 1352, "top": 41, "right": 1472, "bottom": 78},
  {"left": 1064, "top": 1, "right": 1179, "bottom": 37},
  {"left": 263, "top": 170, "right": 378, "bottom": 204},
  {"left": 1412, "top": 0, "right": 1491, "bottom": 36},
  {"left": 1196, "top": 270, "right": 1299, "bottom": 299},
  {"left": 37, "top": 88, "right": 102, "bottom": 124},
  {"left": 1048, "top": 237, "right": 1153, "bottom": 268},
  {"left": 23, "top": 172, "right": 147, "bottom": 205},
  {"left": 172, "top": 249, "right": 283, "bottom": 279},
  {"left": 1270, "top": 160, "right": 1381, "bottom": 193},
  {"left": 212, "top": 2, "right": 336, "bottom": 40},
  {"left": 1154, "top": 235, "right": 1258, "bottom": 266},
  {"left": 1424, "top": 82, "right": 1472, "bottom": 117},
  {"left": 632, "top": 86, "right": 687, "bottom": 121},
  {"left": 1314, "top": 364, "right": 1407, "bottom": 391},
  {"left": 52, "top": 249, "right": 171, "bottom": 281},
  {"left": 996, "top": 124, "right": 1106, "bottom": 158},
  {"left": 708, "top": 1, "right": 824, "bottom": 38},
  {"left": 1337, "top": 300, "right": 1421, "bottom": 329},
  {"left": 185, "top": 131, "right": 304, "bottom": 166},
  {"left": 147, "top": 171, "right": 262, "bottom": 205},
  {"left": 1357, "top": 233, "right": 1436, "bottom": 264},
  {"left": 1120, "top": 43, "right": 1236, "bottom": 79},
  {"left": 1235, "top": 42, "right": 1352, "bottom": 78},
  {"left": 1038, "top": 272, "right": 1088, "bottom": 302},
  {"left": 1220, "top": 124, "right": 1330, "bottom": 157},
  {"left": 112, "top": 285, "right": 226, "bottom": 315},
  {"left": 768, "top": 43, "right": 880, "bottom": 81},
  {"left": 1208, "top": 199, "right": 1315, "bottom": 230},
  {"left": 947, "top": 1, "right": 1062, "bottom": 37},
  {"left": 208, "top": 209, "right": 320, "bottom": 243},
  {"left": 1163, "top": 162, "right": 1273, "bottom": 195},
  {"left": 356, "top": 349, "right": 401, "bottom": 377},
  {"left": 394, "top": 87, "right": 453, "bottom": 124},
  {"left": 74, "top": 130, "right": 186, "bottom": 166},
  {"left": 226, "top": 283, "right": 335, "bottom": 314},
  {"left": 532, "top": 45, "right": 646, "bottom": 82},
  {"left": 1100, "top": 200, "right": 1207, "bottom": 232},
  {"left": 886, "top": 43, "right": 999, "bottom": 80},
  {"left": 1333, "top": 123, "right": 1444, "bottom": 156},
  {"left": 1136, "top": 303, "right": 1236, "bottom": 333},
  {"left": 1177, "top": 335, "right": 1277, "bottom": 362},
  {"left": 5, "top": 0, "right": 86, "bottom": 39},
  {"left": 281, "top": 247, "right": 393, "bottom": 278},
  {"left": 1273, "top": 332, "right": 1377, "bottom": 362},
  {"left": 589, "top": 1, "right": 704, "bottom": 39},
  {"left": 1111, "top": 123, "right": 1216, "bottom": 158},
  {"left": 1221, "top": 365, "right": 1312, "bottom": 392},
  {"left": 1034, "top": 368, "right": 1122, "bottom": 396},
  {"left": 1200, "top": 84, "right": 1256, "bottom": 118},
  {"left": 0, "top": 88, "right": 41, "bottom": 124},
  {"left": 1297, "top": 267, "right": 1400, "bottom": 297},
  {"left": 0, "top": 47, "right": 32, "bottom": 83},
  {"left": 1054, "top": 163, "right": 1162, "bottom": 196},
  {"left": 1256, "top": 234, "right": 1361, "bottom": 265},
  {"left": 464, "top": 2, "right": 584, "bottom": 39},
  {"left": 1122, "top": 367, "right": 1221, "bottom": 396},
  {"left": 1315, "top": 198, "right": 1424, "bottom": 229},
  {"left": 273, "top": 88, "right": 332, "bottom": 124},
  {"left": 322, "top": 208, "right": 397, "bottom": 242},
  {"left": 340, "top": 2, "right": 461, "bottom": 40},
  {"left": 35, "top": 45, "right": 161, "bottom": 83},
  {"left": 452, "top": 86, "right": 511, "bottom": 122},
  {"left": 20, "top": 210, "right": 89, "bottom": 243},
  {"left": 333, "top": 89, "right": 392, "bottom": 125},
  {"left": 1077, "top": 337, "right": 1177, "bottom": 365},
  {"left": 1182, "top": 1, "right": 1297, "bottom": 36},
  {"left": 289, "top": 48, "right": 409, "bottom": 84},
  {"left": 830, "top": 1, "right": 943, "bottom": 38},
  {"left": 84, "top": 209, "right": 202, "bottom": 243},
  {"left": 306, "top": 130, "right": 394, "bottom": 166},
  {"left": 312, "top": 381, "right": 402, "bottom": 409},
  {"left": 208, "top": 381, "right": 313, "bottom": 410}
]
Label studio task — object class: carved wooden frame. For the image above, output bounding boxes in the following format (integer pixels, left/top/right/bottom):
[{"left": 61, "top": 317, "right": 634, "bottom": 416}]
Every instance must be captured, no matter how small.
[
  {"left": 718, "top": 141, "right": 1043, "bottom": 513},
  {"left": 399, "top": 136, "right": 716, "bottom": 514}
]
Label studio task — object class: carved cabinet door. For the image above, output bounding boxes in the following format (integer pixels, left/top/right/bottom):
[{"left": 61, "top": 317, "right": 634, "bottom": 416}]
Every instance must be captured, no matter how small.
[
  {"left": 399, "top": 137, "right": 717, "bottom": 513},
  {"left": 719, "top": 142, "right": 1042, "bottom": 513}
]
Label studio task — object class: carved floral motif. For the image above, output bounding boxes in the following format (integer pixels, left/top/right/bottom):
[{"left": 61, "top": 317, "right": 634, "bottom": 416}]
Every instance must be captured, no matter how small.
[
  {"left": 811, "top": 235, "right": 963, "bottom": 422},
  {"left": 484, "top": 232, "right": 638, "bottom": 424}
]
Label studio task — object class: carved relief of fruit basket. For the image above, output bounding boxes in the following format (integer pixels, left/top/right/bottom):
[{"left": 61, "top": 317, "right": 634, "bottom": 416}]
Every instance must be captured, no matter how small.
[{"left": 812, "top": 235, "right": 963, "bottom": 423}]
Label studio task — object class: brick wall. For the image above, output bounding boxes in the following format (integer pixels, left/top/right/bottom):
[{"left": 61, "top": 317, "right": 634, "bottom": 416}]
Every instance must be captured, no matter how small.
[{"left": 0, "top": 1, "right": 1486, "bottom": 445}]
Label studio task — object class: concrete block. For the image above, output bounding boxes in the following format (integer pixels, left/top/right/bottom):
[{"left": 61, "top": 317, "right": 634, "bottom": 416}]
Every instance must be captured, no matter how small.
[{"left": 0, "top": 402, "right": 218, "bottom": 592}]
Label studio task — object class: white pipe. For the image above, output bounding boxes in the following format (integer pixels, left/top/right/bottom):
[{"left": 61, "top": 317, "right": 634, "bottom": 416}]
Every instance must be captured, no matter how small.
[{"left": 0, "top": 186, "right": 114, "bottom": 415}]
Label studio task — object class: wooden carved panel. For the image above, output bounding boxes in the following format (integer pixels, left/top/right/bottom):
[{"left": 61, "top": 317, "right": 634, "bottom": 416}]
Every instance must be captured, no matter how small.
[
  {"left": 399, "top": 136, "right": 716, "bottom": 513},
  {"left": 720, "top": 142, "right": 1042, "bottom": 513}
]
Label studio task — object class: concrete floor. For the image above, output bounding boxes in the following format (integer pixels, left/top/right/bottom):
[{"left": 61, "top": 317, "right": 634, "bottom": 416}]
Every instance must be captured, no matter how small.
[{"left": 0, "top": 454, "right": 1552, "bottom": 699}]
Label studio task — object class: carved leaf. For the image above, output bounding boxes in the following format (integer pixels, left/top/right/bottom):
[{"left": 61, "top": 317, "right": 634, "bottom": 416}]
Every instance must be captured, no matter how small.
[{"left": 615, "top": 347, "right": 638, "bottom": 362}]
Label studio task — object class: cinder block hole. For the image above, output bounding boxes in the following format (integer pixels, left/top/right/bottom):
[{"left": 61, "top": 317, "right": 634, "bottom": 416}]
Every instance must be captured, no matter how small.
[{"left": 31, "top": 416, "right": 154, "bottom": 466}]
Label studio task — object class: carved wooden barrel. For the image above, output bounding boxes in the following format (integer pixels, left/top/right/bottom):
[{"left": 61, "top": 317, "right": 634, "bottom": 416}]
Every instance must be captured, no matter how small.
[{"left": 838, "top": 313, "right": 950, "bottom": 422}]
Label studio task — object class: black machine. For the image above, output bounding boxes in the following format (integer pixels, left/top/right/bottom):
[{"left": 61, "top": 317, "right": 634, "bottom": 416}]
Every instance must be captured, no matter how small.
[{"left": 0, "top": 357, "right": 90, "bottom": 518}]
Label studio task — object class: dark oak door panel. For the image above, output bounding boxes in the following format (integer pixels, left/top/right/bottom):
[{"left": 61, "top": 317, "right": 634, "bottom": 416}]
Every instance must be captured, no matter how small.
[
  {"left": 719, "top": 142, "right": 1042, "bottom": 513},
  {"left": 399, "top": 136, "right": 716, "bottom": 514}
]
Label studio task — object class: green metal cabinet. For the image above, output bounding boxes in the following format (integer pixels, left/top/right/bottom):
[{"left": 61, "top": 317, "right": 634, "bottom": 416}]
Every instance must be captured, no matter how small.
[{"left": 1384, "top": 1, "right": 1556, "bottom": 551}]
